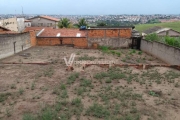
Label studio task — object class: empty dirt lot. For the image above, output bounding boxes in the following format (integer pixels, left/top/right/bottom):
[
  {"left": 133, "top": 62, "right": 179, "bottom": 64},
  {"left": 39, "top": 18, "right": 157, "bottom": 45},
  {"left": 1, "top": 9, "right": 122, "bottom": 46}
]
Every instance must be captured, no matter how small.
[{"left": 0, "top": 46, "right": 180, "bottom": 120}]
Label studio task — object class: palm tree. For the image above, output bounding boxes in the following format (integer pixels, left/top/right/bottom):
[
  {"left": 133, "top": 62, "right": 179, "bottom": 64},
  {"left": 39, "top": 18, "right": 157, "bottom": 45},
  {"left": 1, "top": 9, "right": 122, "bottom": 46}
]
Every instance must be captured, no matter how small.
[
  {"left": 77, "top": 18, "right": 88, "bottom": 27},
  {"left": 58, "top": 18, "right": 71, "bottom": 28}
]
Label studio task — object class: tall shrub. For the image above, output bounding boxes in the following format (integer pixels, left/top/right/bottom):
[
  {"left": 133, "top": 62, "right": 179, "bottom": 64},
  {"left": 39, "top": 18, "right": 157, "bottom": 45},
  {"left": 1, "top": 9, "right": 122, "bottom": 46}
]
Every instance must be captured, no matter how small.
[
  {"left": 164, "top": 36, "right": 180, "bottom": 48},
  {"left": 145, "top": 33, "right": 159, "bottom": 41}
]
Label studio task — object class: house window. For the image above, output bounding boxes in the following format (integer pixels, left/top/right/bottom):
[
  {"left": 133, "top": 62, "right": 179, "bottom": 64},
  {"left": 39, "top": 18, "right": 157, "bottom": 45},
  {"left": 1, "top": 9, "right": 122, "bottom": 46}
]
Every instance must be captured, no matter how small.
[
  {"left": 47, "top": 23, "right": 53, "bottom": 27},
  {"left": 38, "top": 23, "right": 43, "bottom": 26}
]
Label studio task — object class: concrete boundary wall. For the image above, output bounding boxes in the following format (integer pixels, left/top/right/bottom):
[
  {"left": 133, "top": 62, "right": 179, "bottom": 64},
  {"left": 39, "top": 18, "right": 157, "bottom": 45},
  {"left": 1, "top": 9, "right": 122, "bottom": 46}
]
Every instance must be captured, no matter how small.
[
  {"left": 140, "top": 39, "right": 180, "bottom": 65},
  {"left": 0, "top": 33, "right": 31, "bottom": 59}
]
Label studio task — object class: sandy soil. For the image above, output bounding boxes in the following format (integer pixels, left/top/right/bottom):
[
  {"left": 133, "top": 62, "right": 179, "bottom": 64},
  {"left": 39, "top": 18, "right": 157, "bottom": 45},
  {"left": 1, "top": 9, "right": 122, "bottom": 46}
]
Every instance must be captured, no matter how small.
[{"left": 0, "top": 46, "right": 179, "bottom": 120}]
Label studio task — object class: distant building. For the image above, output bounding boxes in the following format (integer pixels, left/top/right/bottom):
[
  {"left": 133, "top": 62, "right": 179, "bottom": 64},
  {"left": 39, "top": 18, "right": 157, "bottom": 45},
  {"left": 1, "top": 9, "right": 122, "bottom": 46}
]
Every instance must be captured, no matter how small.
[
  {"left": 24, "top": 20, "right": 31, "bottom": 27},
  {"left": 0, "top": 26, "right": 10, "bottom": 32},
  {"left": 0, "top": 26, "right": 17, "bottom": 34},
  {"left": 0, "top": 17, "right": 25, "bottom": 32},
  {"left": 142, "top": 26, "right": 180, "bottom": 37},
  {"left": 28, "top": 16, "right": 59, "bottom": 29}
]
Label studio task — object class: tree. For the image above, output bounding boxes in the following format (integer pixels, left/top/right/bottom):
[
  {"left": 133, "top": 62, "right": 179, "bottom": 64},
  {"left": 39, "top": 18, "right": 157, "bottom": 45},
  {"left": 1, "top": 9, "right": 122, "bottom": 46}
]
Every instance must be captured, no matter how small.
[
  {"left": 76, "top": 18, "right": 88, "bottom": 28},
  {"left": 58, "top": 18, "right": 71, "bottom": 28},
  {"left": 97, "top": 22, "right": 107, "bottom": 27}
]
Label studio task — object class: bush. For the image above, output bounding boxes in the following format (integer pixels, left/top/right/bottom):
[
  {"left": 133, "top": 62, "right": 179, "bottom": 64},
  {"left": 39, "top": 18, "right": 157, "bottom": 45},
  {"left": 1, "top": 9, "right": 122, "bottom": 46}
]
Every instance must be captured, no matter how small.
[
  {"left": 164, "top": 36, "right": 180, "bottom": 48},
  {"left": 145, "top": 33, "right": 159, "bottom": 41},
  {"left": 145, "top": 34, "right": 180, "bottom": 48}
]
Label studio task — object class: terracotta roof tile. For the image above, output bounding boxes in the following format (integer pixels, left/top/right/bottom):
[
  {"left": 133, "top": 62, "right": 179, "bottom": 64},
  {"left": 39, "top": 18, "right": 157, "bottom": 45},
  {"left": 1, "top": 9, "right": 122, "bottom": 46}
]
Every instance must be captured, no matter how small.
[
  {"left": 41, "top": 16, "right": 59, "bottom": 22},
  {"left": 25, "top": 20, "right": 31, "bottom": 22},
  {"left": 28, "top": 16, "right": 59, "bottom": 22},
  {"left": 38, "top": 28, "right": 87, "bottom": 37}
]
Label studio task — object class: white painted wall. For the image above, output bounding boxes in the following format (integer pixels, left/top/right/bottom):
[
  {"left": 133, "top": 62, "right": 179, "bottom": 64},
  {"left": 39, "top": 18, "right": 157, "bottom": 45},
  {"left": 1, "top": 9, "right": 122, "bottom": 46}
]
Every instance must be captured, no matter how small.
[{"left": 17, "top": 18, "right": 25, "bottom": 32}]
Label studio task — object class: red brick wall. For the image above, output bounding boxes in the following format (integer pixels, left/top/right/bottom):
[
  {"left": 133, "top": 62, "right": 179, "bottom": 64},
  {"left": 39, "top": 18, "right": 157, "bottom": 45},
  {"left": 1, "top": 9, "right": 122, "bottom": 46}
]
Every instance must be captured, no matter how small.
[
  {"left": 88, "top": 29, "right": 132, "bottom": 38},
  {"left": 50, "top": 38, "right": 60, "bottom": 45},
  {"left": 36, "top": 37, "right": 88, "bottom": 48},
  {"left": 0, "top": 29, "right": 4, "bottom": 32},
  {"left": 73, "top": 38, "right": 88, "bottom": 48},
  {"left": 88, "top": 30, "right": 105, "bottom": 38},
  {"left": 37, "top": 38, "right": 60, "bottom": 46},
  {"left": 106, "top": 29, "right": 119, "bottom": 37},
  {"left": 119, "top": 29, "right": 131, "bottom": 38},
  {"left": 30, "top": 31, "right": 36, "bottom": 46},
  {"left": 62, "top": 38, "right": 73, "bottom": 44},
  {"left": 37, "top": 38, "right": 50, "bottom": 46},
  {"left": 34, "top": 28, "right": 131, "bottom": 48}
]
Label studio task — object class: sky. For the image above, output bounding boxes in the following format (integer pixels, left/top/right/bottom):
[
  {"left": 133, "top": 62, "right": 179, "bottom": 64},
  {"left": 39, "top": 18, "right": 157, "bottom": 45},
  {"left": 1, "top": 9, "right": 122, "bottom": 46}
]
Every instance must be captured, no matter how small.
[{"left": 0, "top": 0, "right": 179, "bottom": 15}]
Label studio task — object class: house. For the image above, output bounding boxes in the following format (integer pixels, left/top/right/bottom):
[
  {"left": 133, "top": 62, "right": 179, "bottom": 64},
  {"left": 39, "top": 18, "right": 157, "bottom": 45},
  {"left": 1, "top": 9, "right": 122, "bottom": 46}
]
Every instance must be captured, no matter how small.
[
  {"left": 0, "top": 26, "right": 10, "bottom": 32},
  {"left": 142, "top": 26, "right": 180, "bottom": 37},
  {"left": 28, "top": 16, "right": 60, "bottom": 29},
  {"left": 24, "top": 20, "right": 31, "bottom": 27},
  {"left": 0, "top": 26, "right": 17, "bottom": 34},
  {"left": 0, "top": 17, "right": 25, "bottom": 32},
  {"left": 34, "top": 26, "right": 134, "bottom": 48}
]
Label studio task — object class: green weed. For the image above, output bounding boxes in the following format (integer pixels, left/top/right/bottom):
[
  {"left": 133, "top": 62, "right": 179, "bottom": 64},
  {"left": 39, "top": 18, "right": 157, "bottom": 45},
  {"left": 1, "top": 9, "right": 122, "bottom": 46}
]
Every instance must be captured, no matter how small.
[
  {"left": 0, "top": 92, "right": 11, "bottom": 102},
  {"left": 19, "top": 88, "right": 24, "bottom": 95},
  {"left": 67, "top": 73, "right": 79, "bottom": 84},
  {"left": 86, "top": 103, "right": 110, "bottom": 118},
  {"left": 60, "top": 84, "right": 66, "bottom": 90},
  {"left": 23, "top": 113, "right": 36, "bottom": 120}
]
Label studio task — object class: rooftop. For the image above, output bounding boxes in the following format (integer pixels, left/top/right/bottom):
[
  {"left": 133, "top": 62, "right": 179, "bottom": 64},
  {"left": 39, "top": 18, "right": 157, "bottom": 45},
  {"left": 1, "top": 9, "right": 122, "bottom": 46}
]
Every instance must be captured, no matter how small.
[
  {"left": 28, "top": 16, "right": 60, "bottom": 22},
  {"left": 143, "top": 26, "right": 180, "bottom": 36},
  {"left": 24, "top": 20, "right": 31, "bottom": 22},
  {"left": 143, "top": 26, "right": 162, "bottom": 34},
  {"left": 155, "top": 28, "right": 171, "bottom": 34}
]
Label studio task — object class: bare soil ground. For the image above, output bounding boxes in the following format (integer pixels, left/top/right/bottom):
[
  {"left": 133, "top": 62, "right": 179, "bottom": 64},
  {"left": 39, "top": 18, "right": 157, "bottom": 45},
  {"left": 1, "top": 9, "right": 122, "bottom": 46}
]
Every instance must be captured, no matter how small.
[{"left": 0, "top": 46, "right": 180, "bottom": 120}]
